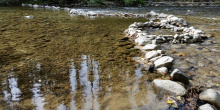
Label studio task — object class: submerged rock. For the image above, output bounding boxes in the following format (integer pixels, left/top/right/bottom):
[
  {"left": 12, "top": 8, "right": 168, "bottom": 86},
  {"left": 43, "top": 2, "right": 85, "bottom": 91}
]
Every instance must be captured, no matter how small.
[
  {"left": 153, "top": 79, "right": 187, "bottom": 96},
  {"left": 170, "top": 69, "right": 189, "bottom": 85},
  {"left": 199, "top": 89, "right": 220, "bottom": 108},
  {"left": 198, "top": 104, "right": 217, "bottom": 110}
]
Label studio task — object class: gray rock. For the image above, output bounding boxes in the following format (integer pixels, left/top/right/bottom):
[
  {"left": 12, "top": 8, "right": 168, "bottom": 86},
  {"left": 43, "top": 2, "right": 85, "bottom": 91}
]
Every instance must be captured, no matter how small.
[
  {"left": 198, "top": 104, "right": 218, "bottom": 110},
  {"left": 154, "top": 56, "right": 173, "bottom": 68},
  {"left": 199, "top": 89, "right": 220, "bottom": 108},
  {"left": 153, "top": 79, "right": 187, "bottom": 96},
  {"left": 145, "top": 50, "right": 159, "bottom": 60},
  {"left": 142, "top": 44, "right": 160, "bottom": 50},
  {"left": 170, "top": 69, "right": 189, "bottom": 85},
  {"left": 157, "top": 67, "right": 168, "bottom": 75}
]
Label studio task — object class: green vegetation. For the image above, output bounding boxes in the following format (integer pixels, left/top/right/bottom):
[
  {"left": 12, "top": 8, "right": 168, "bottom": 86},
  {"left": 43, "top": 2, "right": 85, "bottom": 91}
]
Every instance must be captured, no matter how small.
[{"left": 0, "top": 0, "right": 220, "bottom": 6}]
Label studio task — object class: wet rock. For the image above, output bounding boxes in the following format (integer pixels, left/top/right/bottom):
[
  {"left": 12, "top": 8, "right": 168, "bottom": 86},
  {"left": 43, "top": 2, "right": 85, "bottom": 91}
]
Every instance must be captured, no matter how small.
[
  {"left": 157, "top": 67, "right": 168, "bottom": 75},
  {"left": 170, "top": 69, "right": 189, "bottom": 85},
  {"left": 135, "top": 35, "right": 151, "bottom": 46},
  {"left": 142, "top": 44, "right": 160, "bottom": 50},
  {"left": 198, "top": 104, "right": 217, "bottom": 110},
  {"left": 153, "top": 79, "right": 187, "bottom": 96},
  {"left": 145, "top": 50, "right": 159, "bottom": 60},
  {"left": 154, "top": 56, "right": 173, "bottom": 68},
  {"left": 199, "top": 89, "right": 220, "bottom": 108}
]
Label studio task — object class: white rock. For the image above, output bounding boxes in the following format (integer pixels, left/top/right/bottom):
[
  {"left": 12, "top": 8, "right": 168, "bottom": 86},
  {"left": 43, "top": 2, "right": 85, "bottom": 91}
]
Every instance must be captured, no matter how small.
[
  {"left": 154, "top": 56, "right": 173, "bottom": 68},
  {"left": 135, "top": 22, "right": 145, "bottom": 27},
  {"left": 142, "top": 44, "right": 159, "bottom": 50},
  {"left": 199, "top": 89, "right": 220, "bottom": 108},
  {"left": 150, "top": 55, "right": 163, "bottom": 62},
  {"left": 135, "top": 35, "right": 151, "bottom": 46},
  {"left": 149, "top": 11, "right": 157, "bottom": 16},
  {"left": 153, "top": 79, "right": 187, "bottom": 96},
  {"left": 158, "top": 13, "right": 168, "bottom": 18},
  {"left": 145, "top": 50, "right": 159, "bottom": 60},
  {"left": 156, "top": 50, "right": 165, "bottom": 54},
  {"left": 198, "top": 104, "right": 217, "bottom": 110},
  {"left": 157, "top": 67, "right": 168, "bottom": 75}
]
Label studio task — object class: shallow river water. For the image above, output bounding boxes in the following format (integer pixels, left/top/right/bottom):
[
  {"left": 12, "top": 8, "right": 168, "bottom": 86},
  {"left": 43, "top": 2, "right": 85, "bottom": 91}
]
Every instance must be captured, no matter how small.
[{"left": 0, "top": 6, "right": 220, "bottom": 110}]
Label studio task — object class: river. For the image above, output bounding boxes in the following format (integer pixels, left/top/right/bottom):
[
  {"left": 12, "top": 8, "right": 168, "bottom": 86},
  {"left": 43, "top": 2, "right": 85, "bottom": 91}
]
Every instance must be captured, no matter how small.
[{"left": 0, "top": 6, "right": 220, "bottom": 110}]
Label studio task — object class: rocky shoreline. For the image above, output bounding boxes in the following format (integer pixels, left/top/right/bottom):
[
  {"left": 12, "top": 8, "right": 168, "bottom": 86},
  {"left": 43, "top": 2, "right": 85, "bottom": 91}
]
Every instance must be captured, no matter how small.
[{"left": 21, "top": 4, "right": 220, "bottom": 109}]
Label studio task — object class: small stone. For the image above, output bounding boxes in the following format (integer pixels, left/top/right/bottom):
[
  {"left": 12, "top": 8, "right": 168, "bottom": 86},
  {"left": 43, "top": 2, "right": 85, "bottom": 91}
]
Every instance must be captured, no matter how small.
[
  {"left": 157, "top": 67, "right": 168, "bottom": 75},
  {"left": 153, "top": 79, "right": 187, "bottom": 96},
  {"left": 170, "top": 69, "right": 189, "bottom": 85},
  {"left": 199, "top": 89, "right": 220, "bottom": 108},
  {"left": 154, "top": 56, "right": 174, "bottom": 68},
  {"left": 198, "top": 104, "right": 218, "bottom": 110},
  {"left": 145, "top": 50, "right": 159, "bottom": 60},
  {"left": 142, "top": 44, "right": 160, "bottom": 50}
]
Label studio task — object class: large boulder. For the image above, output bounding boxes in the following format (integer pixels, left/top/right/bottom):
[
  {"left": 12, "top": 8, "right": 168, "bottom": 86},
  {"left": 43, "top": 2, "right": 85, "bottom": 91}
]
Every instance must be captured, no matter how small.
[
  {"left": 198, "top": 104, "right": 217, "bottom": 110},
  {"left": 154, "top": 56, "right": 173, "bottom": 68},
  {"left": 170, "top": 69, "right": 189, "bottom": 85},
  {"left": 199, "top": 89, "right": 220, "bottom": 109},
  {"left": 153, "top": 79, "right": 187, "bottom": 96}
]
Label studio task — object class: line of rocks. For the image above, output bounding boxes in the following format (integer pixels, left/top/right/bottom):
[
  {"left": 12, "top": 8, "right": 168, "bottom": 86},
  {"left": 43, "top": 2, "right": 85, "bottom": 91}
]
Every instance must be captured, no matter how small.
[
  {"left": 22, "top": 4, "right": 61, "bottom": 10},
  {"left": 124, "top": 11, "right": 220, "bottom": 109}
]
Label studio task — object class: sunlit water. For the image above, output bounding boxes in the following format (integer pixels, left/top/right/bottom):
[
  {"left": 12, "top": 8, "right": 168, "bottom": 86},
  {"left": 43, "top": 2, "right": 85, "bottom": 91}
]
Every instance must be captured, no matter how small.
[{"left": 0, "top": 6, "right": 220, "bottom": 110}]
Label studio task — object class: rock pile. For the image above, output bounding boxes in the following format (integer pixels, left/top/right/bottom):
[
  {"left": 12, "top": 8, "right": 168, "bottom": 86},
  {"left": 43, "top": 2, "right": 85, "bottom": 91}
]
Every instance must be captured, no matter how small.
[{"left": 124, "top": 11, "right": 219, "bottom": 109}]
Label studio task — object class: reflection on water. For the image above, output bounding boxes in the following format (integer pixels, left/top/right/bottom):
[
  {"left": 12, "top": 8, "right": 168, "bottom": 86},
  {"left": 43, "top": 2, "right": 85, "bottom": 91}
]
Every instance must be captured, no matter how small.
[{"left": 8, "top": 77, "right": 22, "bottom": 101}]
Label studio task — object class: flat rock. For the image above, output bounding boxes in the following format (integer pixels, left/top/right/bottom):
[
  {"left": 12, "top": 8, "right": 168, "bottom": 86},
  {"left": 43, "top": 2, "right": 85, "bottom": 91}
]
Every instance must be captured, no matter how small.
[
  {"left": 198, "top": 104, "right": 217, "bottom": 110},
  {"left": 135, "top": 36, "right": 151, "bottom": 46},
  {"left": 199, "top": 89, "right": 220, "bottom": 108},
  {"left": 142, "top": 44, "right": 160, "bottom": 50},
  {"left": 153, "top": 79, "right": 187, "bottom": 96},
  {"left": 145, "top": 50, "right": 159, "bottom": 60},
  {"left": 154, "top": 56, "right": 173, "bottom": 68},
  {"left": 170, "top": 69, "right": 189, "bottom": 85}
]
